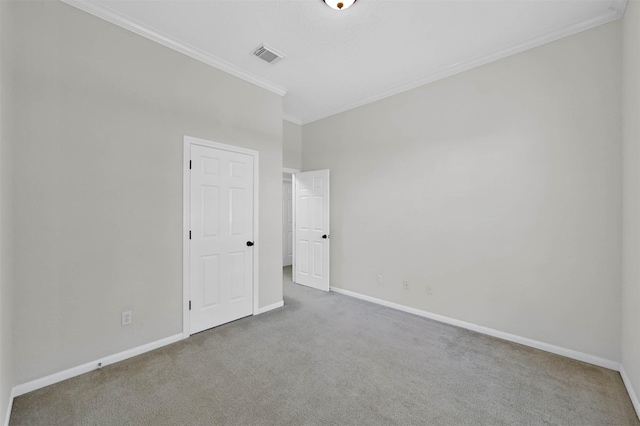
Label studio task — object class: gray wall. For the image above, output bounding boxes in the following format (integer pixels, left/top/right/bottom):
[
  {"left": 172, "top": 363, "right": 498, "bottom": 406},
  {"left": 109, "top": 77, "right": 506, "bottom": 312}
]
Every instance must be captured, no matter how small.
[
  {"left": 9, "top": 0, "right": 283, "bottom": 385},
  {"left": 0, "top": 0, "right": 14, "bottom": 421},
  {"left": 283, "top": 120, "right": 302, "bottom": 170},
  {"left": 303, "top": 21, "right": 622, "bottom": 361},
  {"left": 622, "top": 0, "right": 640, "bottom": 407}
]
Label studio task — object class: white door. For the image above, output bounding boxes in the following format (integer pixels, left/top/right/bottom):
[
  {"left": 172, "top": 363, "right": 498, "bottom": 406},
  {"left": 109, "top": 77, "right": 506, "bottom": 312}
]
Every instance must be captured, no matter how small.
[
  {"left": 189, "top": 143, "right": 254, "bottom": 334},
  {"left": 294, "top": 170, "right": 330, "bottom": 291},
  {"left": 282, "top": 180, "right": 293, "bottom": 266}
]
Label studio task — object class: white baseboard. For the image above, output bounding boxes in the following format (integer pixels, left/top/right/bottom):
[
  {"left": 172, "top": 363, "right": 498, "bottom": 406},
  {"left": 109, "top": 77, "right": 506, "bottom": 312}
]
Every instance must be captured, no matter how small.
[
  {"left": 9, "top": 301, "right": 284, "bottom": 409},
  {"left": 255, "top": 300, "right": 284, "bottom": 315},
  {"left": 330, "top": 286, "right": 619, "bottom": 371},
  {"left": 4, "top": 292, "right": 638, "bottom": 424},
  {"left": 11, "top": 333, "right": 184, "bottom": 398},
  {"left": 3, "top": 388, "right": 15, "bottom": 426},
  {"left": 620, "top": 366, "right": 640, "bottom": 420}
]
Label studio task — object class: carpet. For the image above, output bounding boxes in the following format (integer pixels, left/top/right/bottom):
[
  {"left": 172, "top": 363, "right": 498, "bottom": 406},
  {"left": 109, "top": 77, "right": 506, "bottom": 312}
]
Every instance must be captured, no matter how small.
[{"left": 9, "top": 267, "right": 639, "bottom": 425}]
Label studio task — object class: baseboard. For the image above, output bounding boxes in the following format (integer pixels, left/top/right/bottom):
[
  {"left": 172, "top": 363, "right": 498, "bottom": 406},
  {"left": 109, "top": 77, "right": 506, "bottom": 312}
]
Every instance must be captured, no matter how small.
[
  {"left": 330, "top": 286, "right": 619, "bottom": 371},
  {"left": 5, "top": 294, "right": 635, "bottom": 424},
  {"left": 11, "top": 333, "right": 184, "bottom": 398},
  {"left": 10, "top": 302, "right": 284, "bottom": 401},
  {"left": 620, "top": 366, "right": 640, "bottom": 420},
  {"left": 3, "top": 388, "right": 15, "bottom": 426},
  {"left": 255, "top": 300, "right": 284, "bottom": 315}
]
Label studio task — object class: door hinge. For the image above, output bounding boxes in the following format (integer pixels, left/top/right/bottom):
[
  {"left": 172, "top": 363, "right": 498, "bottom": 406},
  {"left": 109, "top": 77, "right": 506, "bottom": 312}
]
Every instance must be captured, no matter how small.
[
  {"left": 189, "top": 300, "right": 191, "bottom": 311},
  {"left": 189, "top": 160, "right": 192, "bottom": 170},
  {"left": 189, "top": 230, "right": 191, "bottom": 240}
]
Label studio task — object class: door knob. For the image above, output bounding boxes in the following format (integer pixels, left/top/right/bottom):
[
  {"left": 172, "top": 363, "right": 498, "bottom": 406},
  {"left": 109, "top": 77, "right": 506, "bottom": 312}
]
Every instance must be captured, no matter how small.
[
  {"left": 246, "top": 241, "right": 254, "bottom": 247},
  {"left": 322, "top": 235, "right": 328, "bottom": 239}
]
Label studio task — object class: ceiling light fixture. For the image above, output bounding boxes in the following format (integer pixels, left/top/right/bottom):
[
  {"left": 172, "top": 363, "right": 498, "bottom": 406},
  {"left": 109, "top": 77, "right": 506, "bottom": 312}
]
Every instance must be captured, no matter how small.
[{"left": 323, "top": 0, "right": 356, "bottom": 10}]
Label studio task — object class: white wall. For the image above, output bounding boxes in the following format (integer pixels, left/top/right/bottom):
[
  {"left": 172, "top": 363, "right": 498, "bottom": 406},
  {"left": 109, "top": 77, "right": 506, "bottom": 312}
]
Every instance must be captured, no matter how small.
[
  {"left": 303, "top": 21, "right": 622, "bottom": 361},
  {"left": 0, "top": 0, "right": 14, "bottom": 421},
  {"left": 283, "top": 120, "right": 302, "bottom": 170},
  {"left": 622, "top": 0, "right": 640, "bottom": 411},
  {"left": 9, "top": 0, "right": 283, "bottom": 385}
]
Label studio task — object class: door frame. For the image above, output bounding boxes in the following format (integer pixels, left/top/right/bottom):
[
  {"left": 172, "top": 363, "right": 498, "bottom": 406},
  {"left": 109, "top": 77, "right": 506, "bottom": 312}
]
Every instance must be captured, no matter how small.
[
  {"left": 282, "top": 177, "right": 293, "bottom": 267},
  {"left": 183, "top": 135, "right": 260, "bottom": 338},
  {"left": 283, "top": 168, "right": 300, "bottom": 279}
]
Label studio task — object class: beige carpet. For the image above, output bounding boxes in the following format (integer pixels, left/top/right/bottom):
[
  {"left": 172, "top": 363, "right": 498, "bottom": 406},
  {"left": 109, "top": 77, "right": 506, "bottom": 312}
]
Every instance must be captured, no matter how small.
[{"left": 10, "top": 267, "right": 640, "bottom": 425}]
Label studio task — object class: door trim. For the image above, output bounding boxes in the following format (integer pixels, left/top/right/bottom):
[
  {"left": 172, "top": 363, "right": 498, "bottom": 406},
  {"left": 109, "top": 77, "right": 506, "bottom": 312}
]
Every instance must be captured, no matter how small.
[
  {"left": 283, "top": 167, "right": 300, "bottom": 279},
  {"left": 292, "top": 173, "right": 297, "bottom": 283},
  {"left": 182, "top": 136, "right": 260, "bottom": 338},
  {"left": 282, "top": 178, "right": 293, "bottom": 267}
]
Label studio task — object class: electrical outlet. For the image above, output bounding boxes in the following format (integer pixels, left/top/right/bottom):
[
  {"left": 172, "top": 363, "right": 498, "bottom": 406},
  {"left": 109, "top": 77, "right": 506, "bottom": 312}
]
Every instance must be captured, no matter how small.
[
  {"left": 377, "top": 274, "right": 383, "bottom": 285},
  {"left": 121, "top": 310, "right": 132, "bottom": 326},
  {"left": 426, "top": 285, "right": 433, "bottom": 295},
  {"left": 403, "top": 280, "right": 409, "bottom": 290}
]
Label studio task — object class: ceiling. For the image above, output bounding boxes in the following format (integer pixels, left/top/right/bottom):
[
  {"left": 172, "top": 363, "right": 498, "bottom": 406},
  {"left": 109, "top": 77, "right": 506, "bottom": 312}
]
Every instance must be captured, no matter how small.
[{"left": 62, "top": 0, "right": 627, "bottom": 125}]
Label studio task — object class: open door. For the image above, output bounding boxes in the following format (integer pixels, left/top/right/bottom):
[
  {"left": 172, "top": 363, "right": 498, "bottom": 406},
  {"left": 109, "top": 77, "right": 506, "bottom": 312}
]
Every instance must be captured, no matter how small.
[{"left": 294, "top": 170, "right": 330, "bottom": 291}]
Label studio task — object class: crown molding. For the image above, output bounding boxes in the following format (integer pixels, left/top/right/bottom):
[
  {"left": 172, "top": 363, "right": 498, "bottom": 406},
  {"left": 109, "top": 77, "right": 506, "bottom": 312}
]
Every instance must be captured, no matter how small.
[
  {"left": 59, "top": 0, "right": 287, "bottom": 97},
  {"left": 300, "top": 3, "right": 626, "bottom": 125},
  {"left": 59, "top": 0, "right": 626, "bottom": 126},
  {"left": 613, "top": 0, "right": 629, "bottom": 17},
  {"left": 282, "top": 114, "right": 303, "bottom": 126}
]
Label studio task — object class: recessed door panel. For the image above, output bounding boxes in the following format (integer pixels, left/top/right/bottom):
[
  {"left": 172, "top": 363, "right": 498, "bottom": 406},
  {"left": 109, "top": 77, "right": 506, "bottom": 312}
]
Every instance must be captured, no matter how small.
[
  {"left": 230, "top": 251, "right": 245, "bottom": 300},
  {"left": 202, "top": 254, "right": 220, "bottom": 307},
  {"left": 299, "top": 240, "right": 309, "bottom": 274},
  {"left": 313, "top": 242, "right": 323, "bottom": 278},
  {"left": 299, "top": 196, "right": 309, "bottom": 231},
  {"left": 202, "top": 186, "right": 220, "bottom": 237},
  {"left": 230, "top": 188, "right": 245, "bottom": 236},
  {"left": 299, "top": 178, "right": 309, "bottom": 190},
  {"left": 203, "top": 157, "right": 220, "bottom": 176},
  {"left": 230, "top": 161, "right": 245, "bottom": 178},
  {"left": 313, "top": 195, "right": 324, "bottom": 232}
]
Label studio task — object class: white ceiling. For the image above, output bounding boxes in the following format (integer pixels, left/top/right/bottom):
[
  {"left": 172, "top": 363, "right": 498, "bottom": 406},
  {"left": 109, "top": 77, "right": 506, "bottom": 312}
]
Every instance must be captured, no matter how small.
[{"left": 63, "top": 0, "right": 627, "bottom": 124}]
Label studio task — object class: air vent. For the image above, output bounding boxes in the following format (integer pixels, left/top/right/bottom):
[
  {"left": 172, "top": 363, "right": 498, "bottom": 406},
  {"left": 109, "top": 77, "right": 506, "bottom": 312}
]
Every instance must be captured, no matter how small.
[{"left": 253, "top": 45, "right": 284, "bottom": 65}]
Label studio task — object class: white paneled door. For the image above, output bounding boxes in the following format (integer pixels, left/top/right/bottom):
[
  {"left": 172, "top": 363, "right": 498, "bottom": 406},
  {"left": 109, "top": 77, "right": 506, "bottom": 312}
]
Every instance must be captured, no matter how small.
[
  {"left": 282, "top": 180, "right": 293, "bottom": 266},
  {"left": 189, "top": 143, "right": 254, "bottom": 334},
  {"left": 294, "top": 170, "right": 330, "bottom": 291}
]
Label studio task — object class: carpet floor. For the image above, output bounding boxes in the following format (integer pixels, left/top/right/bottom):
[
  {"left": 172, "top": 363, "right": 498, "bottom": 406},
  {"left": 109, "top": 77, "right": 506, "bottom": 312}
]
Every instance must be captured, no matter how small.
[{"left": 10, "top": 267, "right": 640, "bottom": 425}]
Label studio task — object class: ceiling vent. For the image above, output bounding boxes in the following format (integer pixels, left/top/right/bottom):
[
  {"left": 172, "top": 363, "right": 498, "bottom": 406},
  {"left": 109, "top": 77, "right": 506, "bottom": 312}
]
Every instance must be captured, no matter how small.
[{"left": 253, "top": 45, "right": 285, "bottom": 65}]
